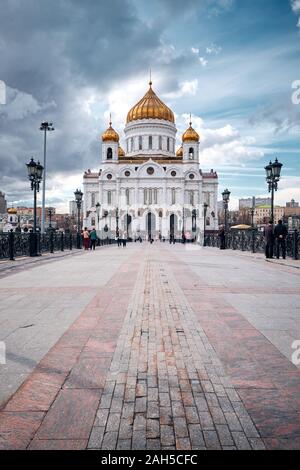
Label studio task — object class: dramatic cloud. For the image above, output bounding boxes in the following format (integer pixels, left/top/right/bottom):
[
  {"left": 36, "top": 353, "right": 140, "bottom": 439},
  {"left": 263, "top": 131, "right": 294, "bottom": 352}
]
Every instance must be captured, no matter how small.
[{"left": 291, "top": 0, "right": 300, "bottom": 27}]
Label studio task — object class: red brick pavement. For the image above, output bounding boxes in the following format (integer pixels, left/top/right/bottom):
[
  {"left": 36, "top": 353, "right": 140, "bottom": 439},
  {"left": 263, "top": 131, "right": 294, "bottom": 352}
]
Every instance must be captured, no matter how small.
[
  {"left": 1, "top": 245, "right": 299, "bottom": 450},
  {"left": 0, "top": 251, "right": 142, "bottom": 450},
  {"left": 167, "top": 247, "right": 300, "bottom": 450}
]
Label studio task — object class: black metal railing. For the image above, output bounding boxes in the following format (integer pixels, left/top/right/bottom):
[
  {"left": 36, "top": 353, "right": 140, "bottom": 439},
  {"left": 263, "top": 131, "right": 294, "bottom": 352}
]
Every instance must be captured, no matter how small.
[
  {"left": 204, "top": 229, "right": 299, "bottom": 260},
  {"left": 0, "top": 232, "right": 123, "bottom": 260}
]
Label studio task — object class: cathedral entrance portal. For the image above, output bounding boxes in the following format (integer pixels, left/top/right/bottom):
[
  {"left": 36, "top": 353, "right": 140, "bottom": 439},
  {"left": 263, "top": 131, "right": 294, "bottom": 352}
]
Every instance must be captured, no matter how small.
[
  {"left": 146, "top": 212, "right": 156, "bottom": 240},
  {"left": 170, "top": 214, "right": 178, "bottom": 238}
]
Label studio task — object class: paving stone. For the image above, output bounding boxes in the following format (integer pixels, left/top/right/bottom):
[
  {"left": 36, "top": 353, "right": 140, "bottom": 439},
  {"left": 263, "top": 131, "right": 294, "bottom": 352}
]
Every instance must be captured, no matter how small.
[
  {"left": 216, "top": 424, "right": 234, "bottom": 447},
  {"left": 199, "top": 411, "right": 215, "bottom": 430},
  {"left": 203, "top": 430, "right": 221, "bottom": 450},
  {"left": 159, "top": 406, "right": 173, "bottom": 425},
  {"left": 146, "top": 419, "right": 160, "bottom": 438},
  {"left": 147, "top": 439, "right": 161, "bottom": 450},
  {"left": 101, "top": 431, "right": 118, "bottom": 450},
  {"left": 87, "top": 427, "right": 105, "bottom": 449},
  {"left": 232, "top": 431, "right": 252, "bottom": 450},
  {"left": 173, "top": 417, "right": 189, "bottom": 438},
  {"left": 185, "top": 407, "right": 200, "bottom": 424},
  {"left": 147, "top": 402, "right": 160, "bottom": 419},
  {"left": 189, "top": 424, "right": 205, "bottom": 448},
  {"left": 106, "top": 413, "right": 121, "bottom": 432},
  {"left": 117, "top": 439, "right": 131, "bottom": 450},
  {"left": 160, "top": 425, "right": 175, "bottom": 446}
]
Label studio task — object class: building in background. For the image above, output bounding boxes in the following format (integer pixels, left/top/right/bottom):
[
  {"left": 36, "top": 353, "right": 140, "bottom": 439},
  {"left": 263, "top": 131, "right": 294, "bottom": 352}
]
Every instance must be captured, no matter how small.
[
  {"left": 284, "top": 199, "right": 300, "bottom": 229},
  {"left": 0, "top": 191, "right": 7, "bottom": 214},
  {"left": 254, "top": 205, "right": 285, "bottom": 225},
  {"left": 239, "top": 197, "right": 271, "bottom": 210}
]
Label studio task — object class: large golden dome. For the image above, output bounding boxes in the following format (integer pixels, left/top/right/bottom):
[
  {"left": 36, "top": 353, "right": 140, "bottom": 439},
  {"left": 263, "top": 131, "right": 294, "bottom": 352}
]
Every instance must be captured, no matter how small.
[
  {"left": 182, "top": 121, "right": 199, "bottom": 142},
  {"left": 102, "top": 121, "right": 119, "bottom": 142},
  {"left": 126, "top": 82, "right": 175, "bottom": 124}
]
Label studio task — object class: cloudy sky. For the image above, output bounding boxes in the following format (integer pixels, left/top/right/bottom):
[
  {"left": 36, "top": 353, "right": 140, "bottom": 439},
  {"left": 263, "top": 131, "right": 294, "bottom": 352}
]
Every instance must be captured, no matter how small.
[{"left": 0, "top": 0, "right": 299, "bottom": 211}]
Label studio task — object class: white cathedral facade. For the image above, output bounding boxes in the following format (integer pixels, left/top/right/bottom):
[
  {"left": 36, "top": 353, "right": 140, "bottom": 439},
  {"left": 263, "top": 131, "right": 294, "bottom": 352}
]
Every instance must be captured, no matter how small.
[{"left": 82, "top": 81, "right": 218, "bottom": 241}]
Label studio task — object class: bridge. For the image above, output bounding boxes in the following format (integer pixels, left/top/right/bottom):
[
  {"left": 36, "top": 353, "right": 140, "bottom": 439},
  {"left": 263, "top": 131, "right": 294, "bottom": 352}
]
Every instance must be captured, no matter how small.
[{"left": 0, "top": 243, "right": 299, "bottom": 450}]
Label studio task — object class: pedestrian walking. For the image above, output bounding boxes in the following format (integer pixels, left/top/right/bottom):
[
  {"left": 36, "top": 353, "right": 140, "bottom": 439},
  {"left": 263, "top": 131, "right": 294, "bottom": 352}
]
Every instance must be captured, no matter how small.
[
  {"left": 264, "top": 220, "right": 274, "bottom": 259},
  {"left": 219, "top": 226, "right": 225, "bottom": 250},
  {"left": 82, "top": 227, "right": 90, "bottom": 250},
  {"left": 90, "top": 228, "right": 97, "bottom": 251},
  {"left": 122, "top": 232, "right": 127, "bottom": 247},
  {"left": 274, "top": 219, "right": 288, "bottom": 259}
]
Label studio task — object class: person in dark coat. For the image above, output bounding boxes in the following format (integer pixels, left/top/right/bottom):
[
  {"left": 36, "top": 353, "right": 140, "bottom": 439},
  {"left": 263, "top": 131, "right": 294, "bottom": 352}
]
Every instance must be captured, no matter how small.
[
  {"left": 274, "top": 220, "right": 288, "bottom": 259},
  {"left": 219, "top": 226, "right": 226, "bottom": 250},
  {"left": 264, "top": 221, "right": 274, "bottom": 259}
]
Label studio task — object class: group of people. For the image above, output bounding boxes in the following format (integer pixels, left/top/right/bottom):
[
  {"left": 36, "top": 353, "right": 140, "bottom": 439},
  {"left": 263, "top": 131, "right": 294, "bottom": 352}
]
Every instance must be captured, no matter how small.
[
  {"left": 264, "top": 219, "right": 288, "bottom": 259},
  {"left": 82, "top": 227, "right": 98, "bottom": 250},
  {"left": 218, "top": 220, "right": 288, "bottom": 259}
]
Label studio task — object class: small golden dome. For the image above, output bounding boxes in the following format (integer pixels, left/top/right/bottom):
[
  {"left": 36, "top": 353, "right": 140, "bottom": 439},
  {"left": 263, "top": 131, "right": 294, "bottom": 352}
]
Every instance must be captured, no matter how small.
[
  {"left": 7, "top": 208, "right": 17, "bottom": 214},
  {"left": 127, "top": 82, "right": 175, "bottom": 124},
  {"left": 176, "top": 146, "right": 183, "bottom": 157},
  {"left": 102, "top": 120, "right": 119, "bottom": 142},
  {"left": 182, "top": 122, "right": 199, "bottom": 142},
  {"left": 118, "top": 146, "right": 125, "bottom": 157}
]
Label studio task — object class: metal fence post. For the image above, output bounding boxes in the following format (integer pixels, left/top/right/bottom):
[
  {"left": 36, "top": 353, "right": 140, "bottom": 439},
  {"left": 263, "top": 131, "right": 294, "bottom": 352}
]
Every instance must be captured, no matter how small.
[
  {"left": 61, "top": 232, "right": 64, "bottom": 252},
  {"left": 293, "top": 230, "right": 298, "bottom": 260},
  {"left": 69, "top": 233, "right": 72, "bottom": 250},
  {"left": 8, "top": 231, "right": 15, "bottom": 261},
  {"left": 50, "top": 230, "right": 54, "bottom": 254}
]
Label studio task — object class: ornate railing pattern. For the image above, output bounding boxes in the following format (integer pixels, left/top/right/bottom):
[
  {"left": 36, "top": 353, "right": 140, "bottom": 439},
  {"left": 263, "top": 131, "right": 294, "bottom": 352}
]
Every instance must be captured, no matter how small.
[
  {"left": 0, "top": 232, "right": 121, "bottom": 260},
  {"left": 204, "top": 230, "right": 299, "bottom": 260}
]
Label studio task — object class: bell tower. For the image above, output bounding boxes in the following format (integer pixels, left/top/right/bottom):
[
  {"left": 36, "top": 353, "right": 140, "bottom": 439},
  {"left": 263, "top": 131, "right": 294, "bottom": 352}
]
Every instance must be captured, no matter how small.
[
  {"left": 182, "top": 119, "right": 200, "bottom": 163},
  {"left": 101, "top": 117, "right": 119, "bottom": 163}
]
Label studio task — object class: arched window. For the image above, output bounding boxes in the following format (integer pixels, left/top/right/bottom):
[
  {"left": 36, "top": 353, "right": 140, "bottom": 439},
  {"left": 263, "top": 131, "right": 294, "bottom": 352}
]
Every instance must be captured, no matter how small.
[
  {"left": 107, "top": 147, "right": 112, "bottom": 159},
  {"left": 171, "top": 188, "right": 176, "bottom": 205},
  {"left": 154, "top": 189, "right": 158, "bottom": 204},
  {"left": 91, "top": 217, "right": 95, "bottom": 227},
  {"left": 189, "top": 147, "right": 194, "bottom": 160},
  {"left": 125, "top": 188, "right": 130, "bottom": 205},
  {"left": 159, "top": 136, "right": 162, "bottom": 150},
  {"left": 149, "top": 189, "right": 153, "bottom": 204},
  {"left": 126, "top": 140, "right": 129, "bottom": 153},
  {"left": 149, "top": 136, "right": 152, "bottom": 150},
  {"left": 139, "top": 136, "right": 142, "bottom": 150},
  {"left": 130, "top": 138, "right": 133, "bottom": 152},
  {"left": 144, "top": 189, "right": 147, "bottom": 205},
  {"left": 107, "top": 191, "right": 112, "bottom": 205},
  {"left": 167, "top": 138, "right": 170, "bottom": 151},
  {"left": 91, "top": 193, "right": 95, "bottom": 207},
  {"left": 189, "top": 191, "right": 194, "bottom": 206}
]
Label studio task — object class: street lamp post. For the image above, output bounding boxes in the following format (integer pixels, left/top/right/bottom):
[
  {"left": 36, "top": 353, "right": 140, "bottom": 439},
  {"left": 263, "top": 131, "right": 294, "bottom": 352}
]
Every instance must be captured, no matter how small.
[
  {"left": 48, "top": 208, "right": 53, "bottom": 229},
  {"left": 222, "top": 189, "right": 231, "bottom": 249},
  {"left": 264, "top": 158, "right": 283, "bottom": 223},
  {"left": 96, "top": 202, "right": 101, "bottom": 231},
  {"left": 182, "top": 207, "right": 185, "bottom": 243},
  {"left": 203, "top": 202, "right": 208, "bottom": 247},
  {"left": 26, "top": 158, "right": 44, "bottom": 256},
  {"left": 40, "top": 121, "right": 54, "bottom": 234},
  {"left": 116, "top": 207, "right": 119, "bottom": 238},
  {"left": 74, "top": 189, "right": 83, "bottom": 249}
]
